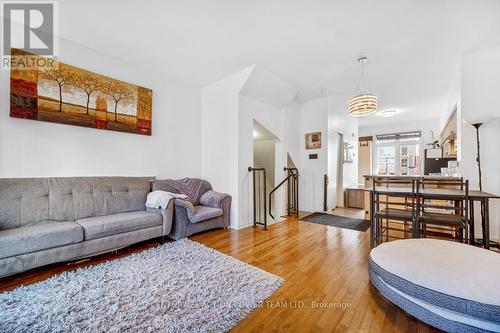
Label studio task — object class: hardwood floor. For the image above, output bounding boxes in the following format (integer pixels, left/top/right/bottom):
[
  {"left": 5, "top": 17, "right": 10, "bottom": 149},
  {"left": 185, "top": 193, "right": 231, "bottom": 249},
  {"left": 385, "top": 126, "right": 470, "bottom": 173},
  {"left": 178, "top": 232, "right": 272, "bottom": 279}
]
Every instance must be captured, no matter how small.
[
  {"left": 0, "top": 213, "right": 441, "bottom": 333},
  {"left": 193, "top": 215, "right": 439, "bottom": 333}
]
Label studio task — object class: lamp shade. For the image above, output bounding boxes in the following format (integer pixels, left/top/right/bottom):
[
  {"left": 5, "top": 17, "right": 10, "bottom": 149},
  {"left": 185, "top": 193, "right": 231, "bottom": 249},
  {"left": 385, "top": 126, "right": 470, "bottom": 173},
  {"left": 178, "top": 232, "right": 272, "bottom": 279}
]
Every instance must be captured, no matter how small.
[{"left": 348, "top": 93, "right": 378, "bottom": 117}]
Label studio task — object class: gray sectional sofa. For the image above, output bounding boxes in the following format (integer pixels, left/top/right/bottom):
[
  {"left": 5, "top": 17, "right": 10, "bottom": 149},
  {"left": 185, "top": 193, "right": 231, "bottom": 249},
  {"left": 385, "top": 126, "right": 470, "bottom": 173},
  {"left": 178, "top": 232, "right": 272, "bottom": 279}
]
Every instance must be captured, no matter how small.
[
  {"left": 153, "top": 179, "right": 231, "bottom": 240},
  {"left": 0, "top": 177, "right": 173, "bottom": 278}
]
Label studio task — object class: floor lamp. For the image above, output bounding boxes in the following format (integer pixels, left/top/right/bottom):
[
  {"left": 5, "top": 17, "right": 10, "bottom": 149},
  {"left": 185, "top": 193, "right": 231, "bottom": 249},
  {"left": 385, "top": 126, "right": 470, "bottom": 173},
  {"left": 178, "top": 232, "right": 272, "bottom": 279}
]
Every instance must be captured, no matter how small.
[
  {"left": 472, "top": 123, "right": 483, "bottom": 191},
  {"left": 467, "top": 117, "right": 492, "bottom": 190},
  {"left": 470, "top": 120, "right": 498, "bottom": 248}
]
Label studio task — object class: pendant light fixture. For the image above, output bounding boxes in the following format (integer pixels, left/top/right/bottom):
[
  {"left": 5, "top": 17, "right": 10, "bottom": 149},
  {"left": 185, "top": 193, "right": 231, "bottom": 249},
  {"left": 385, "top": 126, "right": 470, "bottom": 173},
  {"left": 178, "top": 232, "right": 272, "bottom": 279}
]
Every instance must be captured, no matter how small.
[{"left": 348, "top": 57, "right": 378, "bottom": 117}]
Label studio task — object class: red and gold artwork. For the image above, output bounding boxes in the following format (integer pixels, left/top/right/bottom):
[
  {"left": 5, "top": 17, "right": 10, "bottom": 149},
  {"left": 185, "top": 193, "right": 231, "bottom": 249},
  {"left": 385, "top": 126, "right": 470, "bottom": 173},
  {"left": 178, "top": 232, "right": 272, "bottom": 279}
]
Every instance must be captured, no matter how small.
[{"left": 10, "top": 49, "right": 153, "bottom": 136}]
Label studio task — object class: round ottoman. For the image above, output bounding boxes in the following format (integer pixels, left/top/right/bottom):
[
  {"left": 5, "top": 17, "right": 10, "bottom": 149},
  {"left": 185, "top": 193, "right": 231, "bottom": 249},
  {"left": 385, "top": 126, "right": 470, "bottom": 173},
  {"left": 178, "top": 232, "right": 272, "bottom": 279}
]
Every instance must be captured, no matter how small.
[{"left": 369, "top": 239, "right": 500, "bottom": 332}]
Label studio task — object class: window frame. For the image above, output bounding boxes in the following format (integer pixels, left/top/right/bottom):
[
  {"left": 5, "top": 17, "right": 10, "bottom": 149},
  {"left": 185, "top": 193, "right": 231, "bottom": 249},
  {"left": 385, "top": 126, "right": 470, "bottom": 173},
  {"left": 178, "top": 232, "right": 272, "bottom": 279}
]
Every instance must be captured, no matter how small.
[{"left": 374, "top": 131, "right": 422, "bottom": 176}]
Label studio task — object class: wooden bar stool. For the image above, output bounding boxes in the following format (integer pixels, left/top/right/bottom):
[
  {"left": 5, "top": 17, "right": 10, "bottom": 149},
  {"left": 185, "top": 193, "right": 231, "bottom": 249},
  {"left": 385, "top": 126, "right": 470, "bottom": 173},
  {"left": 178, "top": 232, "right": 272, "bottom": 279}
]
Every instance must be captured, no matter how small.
[
  {"left": 371, "top": 178, "right": 418, "bottom": 247},
  {"left": 416, "top": 179, "right": 469, "bottom": 243}
]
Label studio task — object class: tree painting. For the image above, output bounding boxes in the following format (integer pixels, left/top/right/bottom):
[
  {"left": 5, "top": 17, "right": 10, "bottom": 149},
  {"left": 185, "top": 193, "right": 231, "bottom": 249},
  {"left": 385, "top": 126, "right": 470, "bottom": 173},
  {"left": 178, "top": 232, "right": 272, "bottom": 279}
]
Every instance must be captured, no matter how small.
[
  {"left": 73, "top": 73, "right": 103, "bottom": 115},
  {"left": 10, "top": 48, "right": 153, "bottom": 135},
  {"left": 39, "top": 67, "right": 74, "bottom": 112},
  {"left": 104, "top": 81, "right": 133, "bottom": 122}
]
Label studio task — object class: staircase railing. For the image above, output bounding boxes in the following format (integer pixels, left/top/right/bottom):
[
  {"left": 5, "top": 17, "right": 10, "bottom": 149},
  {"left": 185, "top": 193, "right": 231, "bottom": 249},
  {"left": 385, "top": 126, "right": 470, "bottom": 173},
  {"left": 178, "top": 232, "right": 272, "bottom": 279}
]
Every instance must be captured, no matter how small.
[
  {"left": 248, "top": 167, "right": 267, "bottom": 229},
  {"left": 269, "top": 167, "right": 299, "bottom": 220}
]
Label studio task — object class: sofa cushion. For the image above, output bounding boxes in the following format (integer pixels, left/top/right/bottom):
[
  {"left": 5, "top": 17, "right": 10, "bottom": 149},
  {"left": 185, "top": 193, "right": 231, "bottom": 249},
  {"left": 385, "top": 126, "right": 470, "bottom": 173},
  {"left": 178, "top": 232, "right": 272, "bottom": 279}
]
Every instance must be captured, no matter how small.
[
  {"left": 190, "top": 206, "right": 223, "bottom": 223},
  {"left": 0, "top": 222, "right": 84, "bottom": 259},
  {"left": 76, "top": 211, "right": 162, "bottom": 240},
  {"left": 0, "top": 178, "right": 50, "bottom": 230},
  {"left": 0, "top": 177, "right": 152, "bottom": 230},
  {"left": 48, "top": 177, "right": 151, "bottom": 220}
]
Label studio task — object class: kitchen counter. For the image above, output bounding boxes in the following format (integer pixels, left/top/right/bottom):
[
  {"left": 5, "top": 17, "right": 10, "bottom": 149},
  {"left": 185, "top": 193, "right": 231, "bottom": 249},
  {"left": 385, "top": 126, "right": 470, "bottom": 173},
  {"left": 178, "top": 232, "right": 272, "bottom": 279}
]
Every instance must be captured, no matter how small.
[{"left": 362, "top": 175, "right": 461, "bottom": 180}]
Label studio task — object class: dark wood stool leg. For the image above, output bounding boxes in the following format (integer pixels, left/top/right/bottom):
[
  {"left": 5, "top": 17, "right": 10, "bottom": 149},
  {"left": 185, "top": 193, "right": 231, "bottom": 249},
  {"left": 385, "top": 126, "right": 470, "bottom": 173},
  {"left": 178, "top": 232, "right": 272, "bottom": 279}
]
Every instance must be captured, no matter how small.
[
  {"left": 469, "top": 200, "right": 475, "bottom": 245},
  {"left": 370, "top": 192, "right": 375, "bottom": 248},
  {"left": 379, "top": 218, "right": 383, "bottom": 245},
  {"left": 483, "top": 199, "right": 490, "bottom": 250}
]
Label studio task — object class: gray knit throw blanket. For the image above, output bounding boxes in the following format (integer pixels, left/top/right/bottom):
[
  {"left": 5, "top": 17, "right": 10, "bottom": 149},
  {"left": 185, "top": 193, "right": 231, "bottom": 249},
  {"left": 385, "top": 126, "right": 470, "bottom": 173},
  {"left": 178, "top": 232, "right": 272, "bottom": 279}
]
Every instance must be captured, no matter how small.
[{"left": 163, "top": 178, "right": 204, "bottom": 204}]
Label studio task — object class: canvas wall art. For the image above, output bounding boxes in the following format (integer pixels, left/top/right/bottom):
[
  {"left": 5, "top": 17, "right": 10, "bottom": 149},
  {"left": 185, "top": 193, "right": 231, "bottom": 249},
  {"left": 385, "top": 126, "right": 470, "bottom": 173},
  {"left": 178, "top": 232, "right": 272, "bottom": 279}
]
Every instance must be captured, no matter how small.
[
  {"left": 10, "top": 49, "right": 152, "bottom": 135},
  {"left": 305, "top": 132, "right": 321, "bottom": 149}
]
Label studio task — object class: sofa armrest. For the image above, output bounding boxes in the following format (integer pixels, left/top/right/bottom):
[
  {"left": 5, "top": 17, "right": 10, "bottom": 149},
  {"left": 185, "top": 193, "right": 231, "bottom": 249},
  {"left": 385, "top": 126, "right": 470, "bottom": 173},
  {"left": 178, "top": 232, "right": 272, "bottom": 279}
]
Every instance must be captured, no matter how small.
[
  {"left": 199, "top": 191, "right": 231, "bottom": 227},
  {"left": 174, "top": 198, "right": 195, "bottom": 220},
  {"left": 220, "top": 195, "right": 232, "bottom": 227},
  {"left": 199, "top": 190, "right": 229, "bottom": 208},
  {"left": 146, "top": 198, "right": 174, "bottom": 236}
]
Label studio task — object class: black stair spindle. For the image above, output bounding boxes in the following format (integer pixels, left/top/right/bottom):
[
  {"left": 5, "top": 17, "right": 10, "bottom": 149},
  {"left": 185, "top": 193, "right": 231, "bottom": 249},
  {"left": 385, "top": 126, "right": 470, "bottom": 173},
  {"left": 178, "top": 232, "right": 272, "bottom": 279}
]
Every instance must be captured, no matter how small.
[
  {"left": 248, "top": 167, "right": 267, "bottom": 229},
  {"left": 269, "top": 167, "right": 299, "bottom": 220}
]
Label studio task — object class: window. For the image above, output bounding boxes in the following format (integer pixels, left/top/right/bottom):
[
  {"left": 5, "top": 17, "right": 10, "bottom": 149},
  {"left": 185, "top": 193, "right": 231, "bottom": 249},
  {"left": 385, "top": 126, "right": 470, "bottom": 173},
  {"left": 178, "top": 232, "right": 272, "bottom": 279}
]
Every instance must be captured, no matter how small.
[
  {"left": 375, "top": 132, "right": 421, "bottom": 176},
  {"left": 377, "top": 146, "right": 396, "bottom": 175}
]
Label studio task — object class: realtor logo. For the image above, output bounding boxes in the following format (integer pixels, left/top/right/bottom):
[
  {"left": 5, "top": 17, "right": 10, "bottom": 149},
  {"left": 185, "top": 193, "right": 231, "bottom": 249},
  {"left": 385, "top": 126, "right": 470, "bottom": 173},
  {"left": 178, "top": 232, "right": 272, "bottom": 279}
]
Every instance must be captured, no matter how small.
[{"left": 1, "top": 1, "right": 58, "bottom": 69}]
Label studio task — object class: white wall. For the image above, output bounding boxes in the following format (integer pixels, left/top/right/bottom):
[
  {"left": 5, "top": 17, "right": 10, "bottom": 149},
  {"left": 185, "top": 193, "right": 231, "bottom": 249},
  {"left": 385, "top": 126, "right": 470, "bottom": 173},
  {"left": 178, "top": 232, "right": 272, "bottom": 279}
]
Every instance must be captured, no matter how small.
[
  {"left": 201, "top": 66, "right": 295, "bottom": 229},
  {"left": 293, "top": 95, "right": 359, "bottom": 212},
  {"left": 201, "top": 67, "right": 253, "bottom": 228},
  {"left": 298, "top": 97, "right": 329, "bottom": 212},
  {"left": 0, "top": 38, "right": 201, "bottom": 179},
  {"left": 253, "top": 141, "right": 276, "bottom": 188},
  {"left": 282, "top": 100, "right": 301, "bottom": 167},
  {"left": 461, "top": 46, "right": 500, "bottom": 241}
]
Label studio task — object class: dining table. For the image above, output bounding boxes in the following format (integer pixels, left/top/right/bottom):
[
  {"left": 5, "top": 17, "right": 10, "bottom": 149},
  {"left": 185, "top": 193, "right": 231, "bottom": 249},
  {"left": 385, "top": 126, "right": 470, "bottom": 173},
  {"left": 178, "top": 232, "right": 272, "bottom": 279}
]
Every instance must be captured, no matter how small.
[{"left": 367, "top": 186, "right": 500, "bottom": 249}]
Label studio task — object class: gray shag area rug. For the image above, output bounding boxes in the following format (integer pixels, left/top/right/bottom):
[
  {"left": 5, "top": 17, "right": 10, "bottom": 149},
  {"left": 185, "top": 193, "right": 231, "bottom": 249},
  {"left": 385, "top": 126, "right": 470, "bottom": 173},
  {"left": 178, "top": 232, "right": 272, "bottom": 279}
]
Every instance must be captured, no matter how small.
[
  {"left": 301, "top": 213, "right": 370, "bottom": 232},
  {"left": 0, "top": 239, "right": 283, "bottom": 333}
]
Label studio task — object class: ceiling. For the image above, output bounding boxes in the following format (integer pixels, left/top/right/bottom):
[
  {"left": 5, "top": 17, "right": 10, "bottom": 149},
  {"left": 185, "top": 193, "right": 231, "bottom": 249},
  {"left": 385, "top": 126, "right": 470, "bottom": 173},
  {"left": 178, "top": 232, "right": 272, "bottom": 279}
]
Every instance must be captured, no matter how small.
[{"left": 59, "top": 0, "right": 500, "bottom": 126}]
